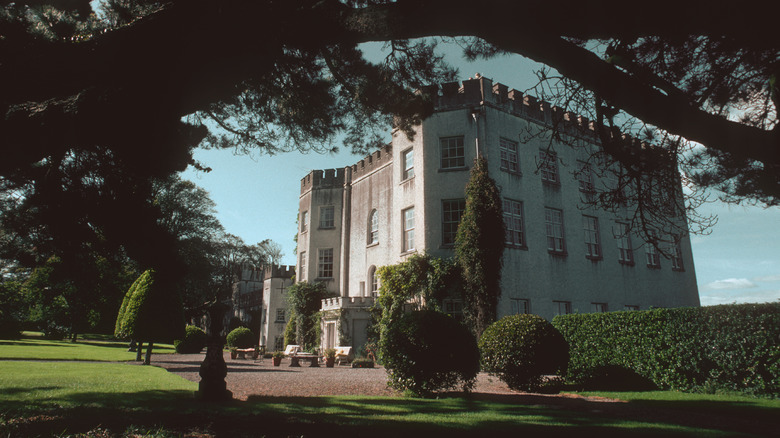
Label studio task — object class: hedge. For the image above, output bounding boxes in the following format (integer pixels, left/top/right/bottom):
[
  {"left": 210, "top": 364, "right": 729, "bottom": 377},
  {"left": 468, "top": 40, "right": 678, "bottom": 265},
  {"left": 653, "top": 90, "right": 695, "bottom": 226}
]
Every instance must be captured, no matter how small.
[{"left": 552, "top": 303, "right": 780, "bottom": 396}]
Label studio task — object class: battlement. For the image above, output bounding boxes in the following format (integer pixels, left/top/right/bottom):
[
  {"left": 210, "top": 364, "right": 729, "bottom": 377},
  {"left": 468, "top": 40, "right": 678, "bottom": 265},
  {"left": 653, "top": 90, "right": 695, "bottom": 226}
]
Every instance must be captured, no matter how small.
[
  {"left": 300, "top": 168, "right": 346, "bottom": 194},
  {"left": 420, "top": 74, "right": 604, "bottom": 141},
  {"left": 321, "top": 296, "right": 375, "bottom": 311},
  {"left": 351, "top": 144, "right": 393, "bottom": 180},
  {"left": 263, "top": 264, "right": 296, "bottom": 280}
]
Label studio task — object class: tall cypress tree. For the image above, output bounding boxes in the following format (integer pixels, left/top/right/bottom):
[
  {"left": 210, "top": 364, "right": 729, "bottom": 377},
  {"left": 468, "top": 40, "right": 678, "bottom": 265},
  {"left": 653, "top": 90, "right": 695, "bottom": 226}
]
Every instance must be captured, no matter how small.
[{"left": 454, "top": 156, "right": 505, "bottom": 339}]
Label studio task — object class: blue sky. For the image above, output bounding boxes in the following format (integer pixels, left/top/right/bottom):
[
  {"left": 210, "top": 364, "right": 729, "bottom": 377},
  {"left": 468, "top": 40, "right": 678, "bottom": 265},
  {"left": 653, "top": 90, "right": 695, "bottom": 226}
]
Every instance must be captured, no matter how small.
[{"left": 181, "top": 41, "right": 780, "bottom": 307}]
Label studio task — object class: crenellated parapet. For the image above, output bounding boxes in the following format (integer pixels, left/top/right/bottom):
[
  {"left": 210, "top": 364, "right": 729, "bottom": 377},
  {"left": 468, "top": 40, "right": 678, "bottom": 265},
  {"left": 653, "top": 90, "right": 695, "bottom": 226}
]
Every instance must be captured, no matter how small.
[
  {"left": 263, "top": 264, "right": 296, "bottom": 280},
  {"left": 418, "top": 74, "right": 638, "bottom": 144},
  {"left": 351, "top": 144, "right": 393, "bottom": 180},
  {"left": 300, "top": 168, "right": 346, "bottom": 194}
]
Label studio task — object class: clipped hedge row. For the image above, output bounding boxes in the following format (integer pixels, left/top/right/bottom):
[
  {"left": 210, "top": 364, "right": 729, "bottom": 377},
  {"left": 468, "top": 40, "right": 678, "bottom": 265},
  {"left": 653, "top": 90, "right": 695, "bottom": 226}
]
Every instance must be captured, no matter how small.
[{"left": 552, "top": 303, "right": 780, "bottom": 396}]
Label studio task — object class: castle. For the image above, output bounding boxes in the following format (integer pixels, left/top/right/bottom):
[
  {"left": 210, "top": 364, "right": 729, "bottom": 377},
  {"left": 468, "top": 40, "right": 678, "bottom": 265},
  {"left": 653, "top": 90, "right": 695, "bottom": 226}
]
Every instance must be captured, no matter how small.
[
  {"left": 231, "top": 263, "right": 295, "bottom": 351},
  {"left": 296, "top": 75, "right": 700, "bottom": 354}
]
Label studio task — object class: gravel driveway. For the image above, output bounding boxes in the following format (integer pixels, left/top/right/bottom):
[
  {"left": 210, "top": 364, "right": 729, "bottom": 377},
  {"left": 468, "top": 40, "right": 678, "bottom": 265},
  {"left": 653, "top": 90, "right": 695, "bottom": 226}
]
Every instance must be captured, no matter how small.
[{"left": 153, "top": 352, "right": 514, "bottom": 400}]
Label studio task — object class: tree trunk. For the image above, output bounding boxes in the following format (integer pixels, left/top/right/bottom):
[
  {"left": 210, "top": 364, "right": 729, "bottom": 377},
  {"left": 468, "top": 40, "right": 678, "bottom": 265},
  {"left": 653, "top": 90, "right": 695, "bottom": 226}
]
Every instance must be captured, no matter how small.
[
  {"left": 136, "top": 341, "right": 144, "bottom": 361},
  {"left": 144, "top": 342, "right": 154, "bottom": 365}
]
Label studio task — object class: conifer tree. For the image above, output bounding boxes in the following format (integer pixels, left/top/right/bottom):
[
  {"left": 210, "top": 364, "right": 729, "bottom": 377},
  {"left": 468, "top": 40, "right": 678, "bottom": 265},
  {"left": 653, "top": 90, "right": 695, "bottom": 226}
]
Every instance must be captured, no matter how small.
[{"left": 454, "top": 156, "right": 505, "bottom": 339}]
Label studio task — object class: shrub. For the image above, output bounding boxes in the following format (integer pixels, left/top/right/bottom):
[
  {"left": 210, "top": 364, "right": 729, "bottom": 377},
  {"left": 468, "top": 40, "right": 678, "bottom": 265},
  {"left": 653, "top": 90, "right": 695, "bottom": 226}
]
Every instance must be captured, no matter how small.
[
  {"left": 174, "top": 325, "right": 208, "bottom": 354},
  {"left": 380, "top": 310, "right": 480, "bottom": 397},
  {"left": 479, "top": 314, "right": 569, "bottom": 391},
  {"left": 553, "top": 303, "right": 780, "bottom": 396},
  {"left": 352, "top": 358, "right": 375, "bottom": 368},
  {"left": 226, "top": 326, "right": 255, "bottom": 349}
]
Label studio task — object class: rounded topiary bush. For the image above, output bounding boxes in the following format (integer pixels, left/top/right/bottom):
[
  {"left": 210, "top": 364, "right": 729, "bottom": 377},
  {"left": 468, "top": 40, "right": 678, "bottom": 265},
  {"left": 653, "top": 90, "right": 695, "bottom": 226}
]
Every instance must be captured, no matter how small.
[
  {"left": 174, "top": 325, "right": 208, "bottom": 354},
  {"left": 479, "top": 314, "right": 569, "bottom": 391},
  {"left": 226, "top": 326, "right": 255, "bottom": 349},
  {"left": 380, "top": 310, "right": 480, "bottom": 397}
]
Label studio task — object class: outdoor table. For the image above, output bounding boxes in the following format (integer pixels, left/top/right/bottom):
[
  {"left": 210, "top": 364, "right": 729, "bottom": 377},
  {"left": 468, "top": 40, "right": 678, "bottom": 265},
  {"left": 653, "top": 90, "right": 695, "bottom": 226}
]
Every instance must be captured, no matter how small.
[{"left": 289, "top": 353, "right": 321, "bottom": 367}]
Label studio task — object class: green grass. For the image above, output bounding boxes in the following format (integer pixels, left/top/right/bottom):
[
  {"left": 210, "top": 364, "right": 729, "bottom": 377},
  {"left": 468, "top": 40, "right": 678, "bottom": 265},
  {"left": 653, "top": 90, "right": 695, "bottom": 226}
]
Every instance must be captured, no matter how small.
[
  {"left": 1, "top": 339, "right": 777, "bottom": 437},
  {"left": 0, "top": 337, "right": 174, "bottom": 361}
]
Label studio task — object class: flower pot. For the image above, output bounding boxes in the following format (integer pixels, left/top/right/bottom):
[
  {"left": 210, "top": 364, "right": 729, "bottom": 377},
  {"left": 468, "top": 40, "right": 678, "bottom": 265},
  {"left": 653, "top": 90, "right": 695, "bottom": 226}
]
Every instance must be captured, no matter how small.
[
  {"left": 325, "top": 357, "right": 335, "bottom": 368},
  {"left": 272, "top": 357, "right": 282, "bottom": 366}
]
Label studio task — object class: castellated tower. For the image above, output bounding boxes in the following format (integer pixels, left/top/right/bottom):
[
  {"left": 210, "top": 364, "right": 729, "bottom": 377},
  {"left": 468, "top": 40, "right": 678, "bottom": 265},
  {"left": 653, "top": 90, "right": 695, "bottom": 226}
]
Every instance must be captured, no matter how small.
[{"left": 296, "top": 75, "right": 700, "bottom": 354}]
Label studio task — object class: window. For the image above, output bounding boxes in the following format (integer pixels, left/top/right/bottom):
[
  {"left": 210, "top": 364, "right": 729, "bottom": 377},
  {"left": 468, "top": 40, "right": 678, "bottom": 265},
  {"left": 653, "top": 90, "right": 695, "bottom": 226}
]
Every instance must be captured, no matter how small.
[
  {"left": 577, "top": 162, "right": 595, "bottom": 202},
  {"left": 615, "top": 222, "right": 634, "bottom": 265},
  {"left": 645, "top": 241, "right": 661, "bottom": 268},
  {"left": 554, "top": 300, "right": 572, "bottom": 316},
  {"left": 273, "top": 336, "right": 284, "bottom": 351},
  {"left": 402, "top": 207, "right": 415, "bottom": 252},
  {"left": 441, "top": 199, "right": 466, "bottom": 246},
  {"left": 402, "top": 148, "right": 414, "bottom": 180},
  {"left": 591, "top": 302, "right": 608, "bottom": 313},
  {"left": 440, "top": 136, "right": 465, "bottom": 169},
  {"left": 275, "top": 309, "right": 286, "bottom": 323},
  {"left": 670, "top": 235, "right": 684, "bottom": 271},
  {"left": 582, "top": 215, "right": 601, "bottom": 259},
  {"left": 625, "top": 305, "right": 640, "bottom": 311},
  {"left": 545, "top": 208, "right": 566, "bottom": 254},
  {"left": 368, "top": 210, "right": 378, "bottom": 244},
  {"left": 511, "top": 298, "right": 530, "bottom": 315},
  {"left": 443, "top": 299, "right": 463, "bottom": 321},
  {"left": 503, "top": 199, "right": 525, "bottom": 247},
  {"left": 299, "top": 251, "right": 306, "bottom": 280},
  {"left": 369, "top": 266, "right": 379, "bottom": 297},
  {"left": 318, "top": 248, "right": 334, "bottom": 278},
  {"left": 319, "top": 205, "right": 335, "bottom": 228},
  {"left": 300, "top": 210, "right": 308, "bottom": 233},
  {"left": 539, "top": 150, "right": 559, "bottom": 184},
  {"left": 499, "top": 138, "right": 520, "bottom": 173}
]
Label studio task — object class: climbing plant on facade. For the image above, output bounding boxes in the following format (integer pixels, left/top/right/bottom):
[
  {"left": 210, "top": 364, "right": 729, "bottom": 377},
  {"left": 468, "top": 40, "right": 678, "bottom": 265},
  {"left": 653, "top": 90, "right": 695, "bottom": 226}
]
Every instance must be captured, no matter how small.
[{"left": 454, "top": 156, "right": 505, "bottom": 339}]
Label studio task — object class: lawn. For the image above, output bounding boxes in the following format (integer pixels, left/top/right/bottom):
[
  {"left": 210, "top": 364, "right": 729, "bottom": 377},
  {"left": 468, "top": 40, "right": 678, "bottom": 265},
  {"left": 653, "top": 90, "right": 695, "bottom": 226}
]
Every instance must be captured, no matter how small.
[
  {"left": 1, "top": 338, "right": 777, "bottom": 437},
  {"left": 0, "top": 337, "right": 174, "bottom": 361}
]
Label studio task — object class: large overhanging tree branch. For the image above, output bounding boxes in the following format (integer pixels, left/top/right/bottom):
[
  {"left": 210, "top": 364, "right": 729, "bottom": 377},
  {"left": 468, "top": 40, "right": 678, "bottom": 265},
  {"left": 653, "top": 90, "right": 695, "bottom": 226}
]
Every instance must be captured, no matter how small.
[{"left": 1, "top": 0, "right": 777, "bottom": 202}]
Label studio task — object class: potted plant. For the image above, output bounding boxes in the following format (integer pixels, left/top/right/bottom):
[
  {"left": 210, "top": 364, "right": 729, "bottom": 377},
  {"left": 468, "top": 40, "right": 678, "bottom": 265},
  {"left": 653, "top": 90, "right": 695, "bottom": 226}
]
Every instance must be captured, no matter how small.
[
  {"left": 323, "top": 348, "right": 337, "bottom": 368},
  {"left": 272, "top": 351, "right": 285, "bottom": 366},
  {"left": 229, "top": 347, "right": 237, "bottom": 360},
  {"left": 252, "top": 346, "right": 260, "bottom": 360}
]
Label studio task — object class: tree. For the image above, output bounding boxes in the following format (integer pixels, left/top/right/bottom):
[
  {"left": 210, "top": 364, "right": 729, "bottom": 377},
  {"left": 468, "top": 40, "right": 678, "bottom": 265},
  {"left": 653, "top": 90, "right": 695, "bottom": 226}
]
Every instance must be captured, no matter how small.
[
  {"left": 286, "top": 281, "right": 331, "bottom": 350},
  {"left": 454, "top": 156, "right": 505, "bottom": 339},
  {"left": 115, "top": 269, "right": 185, "bottom": 364}
]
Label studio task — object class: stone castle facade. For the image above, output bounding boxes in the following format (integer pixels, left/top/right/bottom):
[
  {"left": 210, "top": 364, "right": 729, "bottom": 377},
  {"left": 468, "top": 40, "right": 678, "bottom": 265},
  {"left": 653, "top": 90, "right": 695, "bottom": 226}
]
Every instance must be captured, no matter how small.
[{"left": 296, "top": 75, "right": 700, "bottom": 353}]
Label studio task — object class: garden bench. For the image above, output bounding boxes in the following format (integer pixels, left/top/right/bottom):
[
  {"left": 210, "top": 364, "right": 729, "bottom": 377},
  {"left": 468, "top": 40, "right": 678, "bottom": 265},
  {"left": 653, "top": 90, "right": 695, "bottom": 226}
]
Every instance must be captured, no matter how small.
[
  {"left": 334, "top": 346, "right": 352, "bottom": 366},
  {"left": 235, "top": 348, "right": 258, "bottom": 359}
]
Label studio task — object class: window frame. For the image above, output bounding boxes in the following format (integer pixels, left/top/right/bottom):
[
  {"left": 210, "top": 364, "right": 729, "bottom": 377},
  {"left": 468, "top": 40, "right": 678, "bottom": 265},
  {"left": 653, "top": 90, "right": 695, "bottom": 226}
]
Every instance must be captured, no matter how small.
[
  {"left": 300, "top": 210, "right": 308, "bottom": 233},
  {"left": 299, "top": 251, "right": 306, "bottom": 281},
  {"left": 503, "top": 198, "right": 526, "bottom": 248},
  {"left": 510, "top": 298, "right": 531, "bottom": 315},
  {"left": 275, "top": 309, "right": 286, "bottom": 323},
  {"left": 402, "top": 148, "right": 414, "bottom": 180},
  {"left": 317, "top": 248, "right": 334, "bottom": 279},
  {"left": 368, "top": 209, "right": 379, "bottom": 245},
  {"left": 402, "top": 207, "right": 415, "bottom": 253},
  {"left": 670, "top": 235, "right": 685, "bottom": 271},
  {"left": 319, "top": 205, "right": 335, "bottom": 229},
  {"left": 554, "top": 300, "right": 572, "bottom": 316},
  {"left": 615, "top": 222, "right": 634, "bottom": 265},
  {"left": 441, "top": 198, "right": 466, "bottom": 247},
  {"left": 544, "top": 207, "right": 566, "bottom": 255},
  {"left": 499, "top": 137, "right": 520, "bottom": 174},
  {"left": 539, "top": 150, "right": 560, "bottom": 184},
  {"left": 440, "top": 136, "right": 466, "bottom": 170},
  {"left": 591, "top": 302, "right": 608, "bottom": 313},
  {"left": 582, "top": 215, "right": 602, "bottom": 260}
]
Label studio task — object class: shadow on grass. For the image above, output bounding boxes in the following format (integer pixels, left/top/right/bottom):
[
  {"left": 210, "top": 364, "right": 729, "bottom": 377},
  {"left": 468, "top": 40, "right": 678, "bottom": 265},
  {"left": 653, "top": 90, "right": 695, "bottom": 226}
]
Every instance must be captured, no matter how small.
[{"left": 2, "top": 389, "right": 776, "bottom": 438}]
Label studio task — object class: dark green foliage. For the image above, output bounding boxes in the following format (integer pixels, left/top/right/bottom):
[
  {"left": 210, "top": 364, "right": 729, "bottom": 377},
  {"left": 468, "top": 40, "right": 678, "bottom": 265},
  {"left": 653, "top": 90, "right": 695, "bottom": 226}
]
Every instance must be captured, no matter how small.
[
  {"left": 283, "top": 317, "right": 297, "bottom": 349},
  {"left": 379, "top": 310, "right": 480, "bottom": 397},
  {"left": 454, "top": 156, "right": 505, "bottom": 339},
  {"left": 0, "top": 280, "right": 25, "bottom": 339},
  {"left": 174, "top": 325, "right": 207, "bottom": 354},
  {"left": 479, "top": 314, "right": 569, "bottom": 391},
  {"left": 286, "top": 281, "right": 331, "bottom": 349},
  {"left": 552, "top": 303, "right": 780, "bottom": 396},
  {"left": 226, "top": 327, "right": 256, "bottom": 349},
  {"left": 114, "top": 270, "right": 185, "bottom": 343},
  {"left": 351, "top": 358, "right": 375, "bottom": 368}
]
